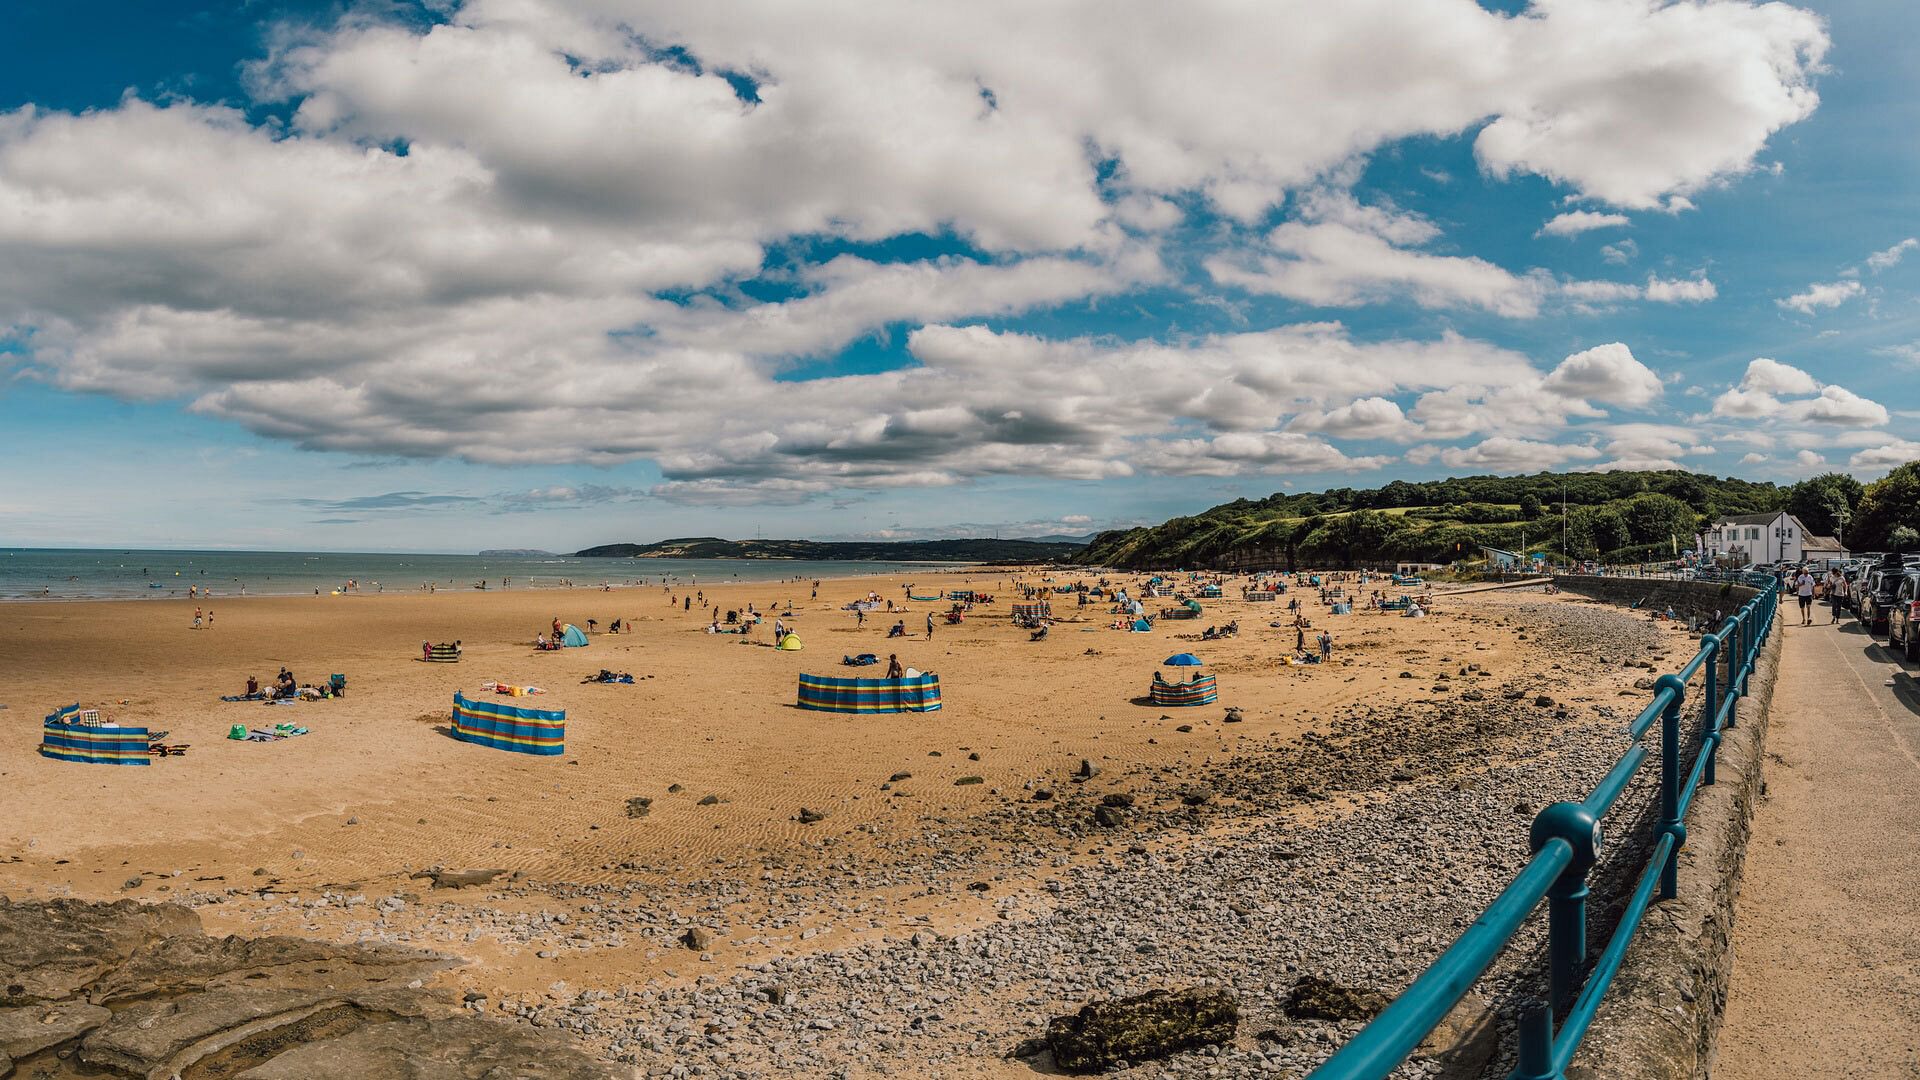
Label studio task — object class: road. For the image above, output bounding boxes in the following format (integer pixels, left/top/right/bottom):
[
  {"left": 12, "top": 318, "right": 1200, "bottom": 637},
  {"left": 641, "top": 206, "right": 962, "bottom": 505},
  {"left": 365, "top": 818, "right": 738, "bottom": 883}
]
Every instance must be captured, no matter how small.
[{"left": 1716, "top": 610, "right": 1920, "bottom": 1078}]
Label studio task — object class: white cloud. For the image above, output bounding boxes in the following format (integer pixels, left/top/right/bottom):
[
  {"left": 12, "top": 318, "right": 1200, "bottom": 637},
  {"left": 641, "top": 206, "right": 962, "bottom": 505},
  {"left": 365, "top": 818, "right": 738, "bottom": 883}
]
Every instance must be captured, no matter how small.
[
  {"left": 1865, "top": 238, "right": 1919, "bottom": 272},
  {"left": 1794, "top": 449, "right": 1826, "bottom": 468},
  {"left": 1286, "top": 396, "right": 1424, "bottom": 441},
  {"left": 1741, "top": 357, "right": 1821, "bottom": 395},
  {"left": 1709, "top": 358, "right": 1888, "bottom": 432},
  {"left": 1438, "top": 437, "right": 1603, "bottom": 471},
  {"left": 1870, "top": 342, "right": 1920, "bottom": 367},
  {"left": 1776, "top": 280, "right": 1863, "bottom": 314},
  {"left": 1849, "top": 440, "right": 1920, "bottom": 470},
  {"left": 1541, "top": 343, "right": 1663, "bottom": 407},
  {"left": 1643, "top": 275, "right": 1718, "bottom": 303},
  {"left": 1537, "top": 211, "right": 1630, "bottom": 237},
  {"left": 1601, "top": 238, "right": 1639, "bottom": 265},
  {"left": 1205, "top": 189, "right": 1552, "bottom": 317},
  {"left": 1738, "top": 452, "right": 1768, "bottom": 465},
  {"left": 1794, "top": 385, "right": 1889, "bottom": 426}
]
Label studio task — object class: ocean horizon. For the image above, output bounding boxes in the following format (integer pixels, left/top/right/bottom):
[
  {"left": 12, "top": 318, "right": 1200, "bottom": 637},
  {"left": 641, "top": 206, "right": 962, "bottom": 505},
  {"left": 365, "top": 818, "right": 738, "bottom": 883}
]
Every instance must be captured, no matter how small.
[{"left": 0, "top": 547, "right": 973, "bottom": 600}]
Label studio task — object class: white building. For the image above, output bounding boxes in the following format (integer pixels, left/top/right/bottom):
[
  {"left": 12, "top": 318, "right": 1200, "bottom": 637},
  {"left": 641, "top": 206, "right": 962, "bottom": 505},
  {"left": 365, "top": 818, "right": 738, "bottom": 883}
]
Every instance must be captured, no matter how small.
[{"left": 1703, "top": 511, "right": 1840, "bottom": 565}]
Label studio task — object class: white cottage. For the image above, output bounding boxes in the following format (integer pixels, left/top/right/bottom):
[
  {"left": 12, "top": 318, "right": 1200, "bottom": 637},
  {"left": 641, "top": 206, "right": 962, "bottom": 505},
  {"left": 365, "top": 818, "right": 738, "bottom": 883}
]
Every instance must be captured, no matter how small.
[{"left": 1703, "top": 511, "right": 1828, "bottom": 565}]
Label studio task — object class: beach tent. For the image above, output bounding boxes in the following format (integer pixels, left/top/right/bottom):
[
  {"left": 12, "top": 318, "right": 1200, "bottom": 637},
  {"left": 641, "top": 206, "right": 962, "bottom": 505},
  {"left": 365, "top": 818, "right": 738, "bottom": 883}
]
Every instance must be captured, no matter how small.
[
  {"left": 796, "top": 672, "right": 942, "bottom": 713},
  {"left": 560, "top": 623, "right": 589, "bottom": 647},
  {"left": 777, "top": 633, "right": 804, "bottom": 651},
  {"left": 1131, "top": 618, "right": 1153, "bottom": 632},
  {"left": 1150, "top": 673, "right": 1218, "bottom": 707},
  {"left": 451, "top": 692, "right": 565, "bottom": 756},
  {"left": 41, "top": 705, "right": 150, "bottom": 765}
]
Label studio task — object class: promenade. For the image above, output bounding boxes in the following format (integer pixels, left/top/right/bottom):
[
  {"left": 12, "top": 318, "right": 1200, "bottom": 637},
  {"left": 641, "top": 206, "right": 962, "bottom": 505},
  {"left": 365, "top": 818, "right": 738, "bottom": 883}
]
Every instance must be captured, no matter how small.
[{"left": 1717, "top": 615, "right": 1920, "bottom": 1077}]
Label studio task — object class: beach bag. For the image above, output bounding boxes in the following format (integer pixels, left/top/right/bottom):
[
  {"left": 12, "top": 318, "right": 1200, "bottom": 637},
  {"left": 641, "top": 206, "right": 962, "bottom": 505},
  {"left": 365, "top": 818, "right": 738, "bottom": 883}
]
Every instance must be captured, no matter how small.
[{"left": 228, "top": 724, "right": 247, "bottom": 740}]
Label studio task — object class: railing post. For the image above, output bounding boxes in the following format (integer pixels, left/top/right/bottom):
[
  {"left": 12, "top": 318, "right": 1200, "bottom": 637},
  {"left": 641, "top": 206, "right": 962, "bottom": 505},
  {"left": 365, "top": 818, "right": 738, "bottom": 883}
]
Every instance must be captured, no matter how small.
[
  {"left": 1702, "top": 634, "right": 1719, "bottom": 786},
  {"left": 1655, "top": 674, "right": 1687, "bottom": 901},
  {"left": 1531, "top": 803, "right": 1601, "bottom": 1012},
  {"left": 1511, "top": 1004, "right": 1560, "bottom": 1080},
  {"left": 1726, "top": 612, "right": 1741, "bottom": 725}
]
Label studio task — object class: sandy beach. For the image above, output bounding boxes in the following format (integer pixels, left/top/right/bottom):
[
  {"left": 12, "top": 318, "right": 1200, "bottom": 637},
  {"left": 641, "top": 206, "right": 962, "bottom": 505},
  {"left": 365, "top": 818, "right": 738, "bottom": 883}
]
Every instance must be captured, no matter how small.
[{"left": 0, "top": 570, "right": 1684, "bottom": 1077}]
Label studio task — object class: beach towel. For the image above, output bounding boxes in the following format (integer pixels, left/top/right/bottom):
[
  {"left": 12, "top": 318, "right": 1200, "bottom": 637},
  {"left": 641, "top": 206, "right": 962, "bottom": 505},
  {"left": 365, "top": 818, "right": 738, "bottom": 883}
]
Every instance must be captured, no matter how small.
[{"left": 220, "top": 693, "right": 268, "bottom": 702}]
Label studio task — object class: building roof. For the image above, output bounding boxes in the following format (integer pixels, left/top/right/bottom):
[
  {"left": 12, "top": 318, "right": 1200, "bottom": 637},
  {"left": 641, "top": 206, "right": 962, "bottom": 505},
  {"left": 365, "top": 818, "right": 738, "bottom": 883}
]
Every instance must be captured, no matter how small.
[
  {"left": 1802, "top": 534, "right": 1848, "bottom": 553},
  {"left": 1713, "top": 511, "right": 1788, "bottom": 526}
]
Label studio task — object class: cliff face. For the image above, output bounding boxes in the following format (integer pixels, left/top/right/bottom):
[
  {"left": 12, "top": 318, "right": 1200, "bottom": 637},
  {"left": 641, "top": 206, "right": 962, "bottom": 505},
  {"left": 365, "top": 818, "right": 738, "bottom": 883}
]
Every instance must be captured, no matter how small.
[{"left": 573, "top": 537, "right": 1083, "bottom": 561}]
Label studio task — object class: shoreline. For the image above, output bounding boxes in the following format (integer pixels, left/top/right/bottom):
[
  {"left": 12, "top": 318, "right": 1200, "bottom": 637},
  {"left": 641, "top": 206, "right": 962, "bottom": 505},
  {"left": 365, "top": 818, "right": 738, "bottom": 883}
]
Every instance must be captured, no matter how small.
[{"left": 0, "top": 562, "right": 1066, "bottom": 604}]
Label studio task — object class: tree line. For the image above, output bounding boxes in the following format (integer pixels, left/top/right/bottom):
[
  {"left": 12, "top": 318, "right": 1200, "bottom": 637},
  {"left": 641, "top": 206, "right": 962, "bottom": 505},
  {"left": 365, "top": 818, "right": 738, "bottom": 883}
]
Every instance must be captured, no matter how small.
[{"left": 1078, "top": 464, "right": 1919, "bottom": 570}]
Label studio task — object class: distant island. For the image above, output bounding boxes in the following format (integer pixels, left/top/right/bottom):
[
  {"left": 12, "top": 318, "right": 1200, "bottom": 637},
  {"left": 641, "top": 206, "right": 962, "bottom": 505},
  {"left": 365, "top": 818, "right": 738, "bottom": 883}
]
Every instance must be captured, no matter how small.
[
  {"left": 477, "top": 549, "right": 558, "bottom": 557},
  {"left": 573, "top": 536, "right": 1086, "bottom": 562}
]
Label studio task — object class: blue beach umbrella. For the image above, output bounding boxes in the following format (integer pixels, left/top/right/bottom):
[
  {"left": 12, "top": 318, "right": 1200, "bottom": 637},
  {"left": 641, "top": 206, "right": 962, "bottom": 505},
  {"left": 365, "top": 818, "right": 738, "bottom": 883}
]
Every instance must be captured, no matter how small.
[{"left": 1163, "top": 653, "right": 1204, "bottom": 667}]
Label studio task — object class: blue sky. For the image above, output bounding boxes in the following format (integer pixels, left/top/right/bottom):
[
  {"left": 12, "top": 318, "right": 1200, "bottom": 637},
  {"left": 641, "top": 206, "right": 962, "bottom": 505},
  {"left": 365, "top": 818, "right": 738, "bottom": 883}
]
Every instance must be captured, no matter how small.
[{"left": 1, "top": 0, "right": 1915, "bottom": 552}]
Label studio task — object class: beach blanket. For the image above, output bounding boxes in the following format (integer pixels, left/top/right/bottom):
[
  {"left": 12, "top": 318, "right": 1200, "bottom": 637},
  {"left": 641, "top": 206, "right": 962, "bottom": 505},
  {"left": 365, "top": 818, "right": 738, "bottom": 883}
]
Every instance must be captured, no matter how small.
[
  {"left": 220, "top": 692, "right": 268, "bottom": 702},
  {"left": 581, "top": 670, "right": 635, "bottom": 684}
]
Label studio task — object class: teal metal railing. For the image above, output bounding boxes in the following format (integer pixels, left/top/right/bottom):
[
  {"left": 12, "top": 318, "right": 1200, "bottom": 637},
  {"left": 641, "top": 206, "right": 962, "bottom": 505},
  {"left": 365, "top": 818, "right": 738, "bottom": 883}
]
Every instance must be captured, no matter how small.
[{"left": 1307, "top": 570, "right": 1779, "bottom": 1080}]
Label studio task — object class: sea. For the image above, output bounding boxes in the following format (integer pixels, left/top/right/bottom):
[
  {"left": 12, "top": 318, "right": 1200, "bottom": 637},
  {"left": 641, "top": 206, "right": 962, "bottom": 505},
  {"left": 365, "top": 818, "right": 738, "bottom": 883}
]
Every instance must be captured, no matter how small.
[{"left": 0, "top": 549, "right": 972, "bottom": 600}]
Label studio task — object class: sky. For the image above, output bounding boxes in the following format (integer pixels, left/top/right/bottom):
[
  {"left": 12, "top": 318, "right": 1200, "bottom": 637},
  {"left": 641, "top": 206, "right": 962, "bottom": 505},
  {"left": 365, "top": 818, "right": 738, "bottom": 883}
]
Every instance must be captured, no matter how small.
[{"left": 1, "top": 0, "right": 1916, "bottom": 553}]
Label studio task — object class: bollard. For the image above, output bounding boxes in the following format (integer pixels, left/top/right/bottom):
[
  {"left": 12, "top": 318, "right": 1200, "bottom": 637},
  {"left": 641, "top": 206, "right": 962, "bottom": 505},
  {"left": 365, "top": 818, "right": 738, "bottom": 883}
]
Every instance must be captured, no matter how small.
[
  {"left": 1512, "top": 1004, "right": 1559, "bottom": 1080},
  {"left": 1654, "top": 674, "right": 1687, "bottom": 901},
  {"left": 1531, "top": 803, "right": 1601, "bottom": 1012}
]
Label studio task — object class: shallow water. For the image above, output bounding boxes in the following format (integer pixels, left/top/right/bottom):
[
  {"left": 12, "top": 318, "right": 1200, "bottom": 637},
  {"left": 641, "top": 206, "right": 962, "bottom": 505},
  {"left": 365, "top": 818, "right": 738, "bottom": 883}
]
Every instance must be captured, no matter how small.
[{"left": 0, "top": 548, "right": 967, "bottom": 600}]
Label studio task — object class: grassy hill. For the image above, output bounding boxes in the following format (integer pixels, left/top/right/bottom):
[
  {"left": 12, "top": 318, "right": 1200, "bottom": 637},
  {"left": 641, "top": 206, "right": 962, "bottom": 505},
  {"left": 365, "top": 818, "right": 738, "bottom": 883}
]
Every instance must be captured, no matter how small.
[
  {"left": 574, "top": 536, "right": 1083, "bottom": 562},
  {"left": 1078, "top": 470, "right": 1790, "bottom": 570}
]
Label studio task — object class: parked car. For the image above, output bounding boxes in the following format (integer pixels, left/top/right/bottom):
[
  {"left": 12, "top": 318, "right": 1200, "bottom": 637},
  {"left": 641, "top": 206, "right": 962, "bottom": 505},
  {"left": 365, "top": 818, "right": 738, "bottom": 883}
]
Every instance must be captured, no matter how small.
[
  {"left": 1889, "top": 569, "right": 1920, "bottom": 663},
  {"left": 1859, "top": 567, "right": 1905, "bottom": 630}
]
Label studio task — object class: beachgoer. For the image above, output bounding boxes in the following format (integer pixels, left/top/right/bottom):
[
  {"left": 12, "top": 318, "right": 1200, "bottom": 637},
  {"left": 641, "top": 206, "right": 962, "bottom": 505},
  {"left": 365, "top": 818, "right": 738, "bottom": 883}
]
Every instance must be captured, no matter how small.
[
  {"left": 193, "top": 607, "right": 203, "bottom": 630},
  {"left": 886, "top": 654, "right": 903, "bottom": 679},
  {"left": 1318, "top": 630, "right": 1332, "bottom": 662},
  {"left": 1793, "top": 568, "right": 1815, "bottom": 626},
  {"left": 246, "top": 675, "right": 259, "bottom": 697},
  {"left": 926, "top": 613, "right": 935, "bottom": 639}
]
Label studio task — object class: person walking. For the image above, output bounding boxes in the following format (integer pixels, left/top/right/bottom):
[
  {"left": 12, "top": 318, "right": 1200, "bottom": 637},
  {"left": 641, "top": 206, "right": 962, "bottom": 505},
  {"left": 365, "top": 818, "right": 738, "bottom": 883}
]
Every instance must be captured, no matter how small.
[
  {"left": 1825, "top": 566, "right": 1846, "bottom": 624},
  {"left": 926, "top": 612, "right": 936, "bottom": 640},
  {"left": 1318, "top": 629, "right": 1332, "bottom": 663},
  {"left": 1792, "top": 566, "right": 1816, "bottom": 626}
]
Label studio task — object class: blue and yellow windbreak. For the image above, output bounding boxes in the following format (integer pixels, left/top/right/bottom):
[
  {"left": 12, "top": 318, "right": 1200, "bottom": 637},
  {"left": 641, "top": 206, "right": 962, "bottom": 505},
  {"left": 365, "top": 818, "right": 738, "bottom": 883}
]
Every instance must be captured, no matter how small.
[
  {"left": 1149, "top": 674, "right": 1218, "bottom": 707},
  {"left": 42, "top": 705, "right": 150, "bottom": 765},
  {"left": 796, "top": 673, "right": 943, "bottom": 714},
  {"left": 451, "top": 692, "right": 565, "bottom": 755}
]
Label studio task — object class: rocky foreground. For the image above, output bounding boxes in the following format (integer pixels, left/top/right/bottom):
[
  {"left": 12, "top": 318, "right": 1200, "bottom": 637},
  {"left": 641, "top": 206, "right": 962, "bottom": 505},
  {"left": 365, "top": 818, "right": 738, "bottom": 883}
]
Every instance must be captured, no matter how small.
[{"left": 0, "top": 897, "right": 613, "bottom": 1079}]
